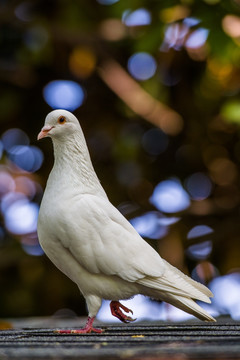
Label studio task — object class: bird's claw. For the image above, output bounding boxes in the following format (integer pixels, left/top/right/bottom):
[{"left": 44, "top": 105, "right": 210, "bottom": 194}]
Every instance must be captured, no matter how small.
[
  {"left": 124, "top": 315, "right": 136, "bottom": 323},
  {"left": 110, "top": 301, "right": 136, "bottom": 323},
  {"left": 54, "top": 316, "right": 103, "bottom": 334}
]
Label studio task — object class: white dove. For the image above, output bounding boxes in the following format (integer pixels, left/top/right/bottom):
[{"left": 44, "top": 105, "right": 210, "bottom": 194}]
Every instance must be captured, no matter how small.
[{"left": 37, "top": 109, "right": 215, "bottom": 333}]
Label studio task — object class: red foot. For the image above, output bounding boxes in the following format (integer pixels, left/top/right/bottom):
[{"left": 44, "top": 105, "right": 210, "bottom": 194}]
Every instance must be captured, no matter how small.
[
  {"left": 54, "top": 317, "right": 103, "bottom": 334},
  {"left": 110, "top": 301, "right": 136, "bottom": 323}
]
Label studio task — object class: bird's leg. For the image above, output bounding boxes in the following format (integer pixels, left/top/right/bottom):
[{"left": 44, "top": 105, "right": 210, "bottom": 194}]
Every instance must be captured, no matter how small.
[
  {"left": 55, "top": 316, "right": 103, "bottom": 334},
  {"left": 110, "top": 301, "right": 136, "bottom": 323}
]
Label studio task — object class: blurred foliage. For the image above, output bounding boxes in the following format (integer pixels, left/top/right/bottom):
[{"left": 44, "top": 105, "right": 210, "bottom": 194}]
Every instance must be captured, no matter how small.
[{"left": 1, "top": 0, "right": 240, "bottom": 318}]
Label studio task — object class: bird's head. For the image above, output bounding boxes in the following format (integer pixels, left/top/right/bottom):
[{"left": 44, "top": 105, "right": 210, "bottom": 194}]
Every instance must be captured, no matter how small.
[{"left": 37, "top": 109, "right": 81, "bottom": 141}]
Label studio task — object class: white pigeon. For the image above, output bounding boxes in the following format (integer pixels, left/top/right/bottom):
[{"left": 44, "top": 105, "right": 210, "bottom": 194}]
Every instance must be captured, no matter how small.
[{"left": 37, "top": 109, "right": 215, "bottom": 333}]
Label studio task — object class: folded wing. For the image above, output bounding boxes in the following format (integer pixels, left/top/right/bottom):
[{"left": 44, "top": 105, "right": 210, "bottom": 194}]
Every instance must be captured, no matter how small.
[{"left": 60, "top": 194, "right": 165, "bottom": 282}]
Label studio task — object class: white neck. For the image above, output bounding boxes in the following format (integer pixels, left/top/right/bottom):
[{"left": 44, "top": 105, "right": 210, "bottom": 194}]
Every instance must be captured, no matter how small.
[{"left": 46, "top": 131, "right": 107, "bottom": 199}]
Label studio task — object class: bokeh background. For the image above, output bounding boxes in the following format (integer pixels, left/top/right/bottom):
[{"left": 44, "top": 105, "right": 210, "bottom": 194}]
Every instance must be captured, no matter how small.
[{"left": 1, "top": 0, "right": 240, "bottom": 322}]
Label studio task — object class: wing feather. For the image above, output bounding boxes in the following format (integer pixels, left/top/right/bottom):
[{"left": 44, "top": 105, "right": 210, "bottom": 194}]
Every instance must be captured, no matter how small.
[{"left": 58, "top": 194, "right": 165, "bottom": 282}]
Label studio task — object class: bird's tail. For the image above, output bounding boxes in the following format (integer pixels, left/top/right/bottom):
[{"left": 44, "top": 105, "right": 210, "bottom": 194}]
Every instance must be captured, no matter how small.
[
  {"left": 138, "top": 259, "right": 215, "bottom": 322},
  {"left": 162, "top": 293, "right": 215, "bottom": 321}
]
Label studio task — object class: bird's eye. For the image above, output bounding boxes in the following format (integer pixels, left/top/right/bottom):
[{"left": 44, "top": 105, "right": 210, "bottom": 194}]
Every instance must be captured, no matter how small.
[{"left": 58, "top": 116, "right": 66, "bottom": 124}]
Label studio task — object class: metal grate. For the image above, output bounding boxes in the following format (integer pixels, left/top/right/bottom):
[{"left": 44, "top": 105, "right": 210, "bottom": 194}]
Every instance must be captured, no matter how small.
[{"left": 0, "top": 320, "right": 240, "bottom": 359}]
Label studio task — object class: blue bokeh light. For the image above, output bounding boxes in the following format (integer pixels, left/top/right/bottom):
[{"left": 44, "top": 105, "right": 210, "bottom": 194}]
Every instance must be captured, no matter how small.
[
  {"left": 22, "top": 243, "right": 44, "bottom": 256},
  {"left": 128, "top": 52, "right": 157, "bottom": 81},
  {"left": 97, "top": 0, "right": 119, "bottom": 4},
  {"left": 150, "top": 179, "right": 190, "bottom": 213},
  {"left": 21, "top": 233, "right": 44, "bottom": 256},
  {"left": 43, "top": 80, "right": 85, "bottom": 111},
  {"left": 185, "top": 28, "right": 209, "bottom": 49},
  {"left": 1, "top": 192, "right": 26, "bottom": 214},
  {"left": 142, "top": 128, "right": 169, "bottom": 155},
  {"left": 183, "top": 17, "right": 201, "bottom": 28},
  {"left": 122, "top": 8, "right": 151, "bottom": 27},
  {"left": 187, "top": 225, "right": 214, "bottom": 239},
  {"left": 186, "top": 225, "right": 214, "bottom": 262},
  {"left": 4, "top": 198, "right": 39, "bottom": 235},
  {"left": 210, "top": 273, "right": 240, "bottom": 319},
  {"left": 9, "top": 145, "right": 43, "bottom": 172},
  {"left": 2, "top": 128, "right": 29, "bottom": 152},
  {"left": 186, "top": 240, "right": 213, "bottom": 260},
  {"left": 185, "top": 172, "right": 212, "bottom": 200},
  {"left": 130, "top": 212, "right": 169, "bottom": 239}
]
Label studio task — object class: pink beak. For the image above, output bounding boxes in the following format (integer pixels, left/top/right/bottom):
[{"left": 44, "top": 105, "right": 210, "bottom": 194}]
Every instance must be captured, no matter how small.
[{"left": 37, "top": 125, "right": 53, "bottom": 140}]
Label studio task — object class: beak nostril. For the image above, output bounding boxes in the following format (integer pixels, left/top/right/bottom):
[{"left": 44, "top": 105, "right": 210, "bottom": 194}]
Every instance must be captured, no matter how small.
[{"left": 37, "top": 125, "right": 54, "bottom": 140}]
